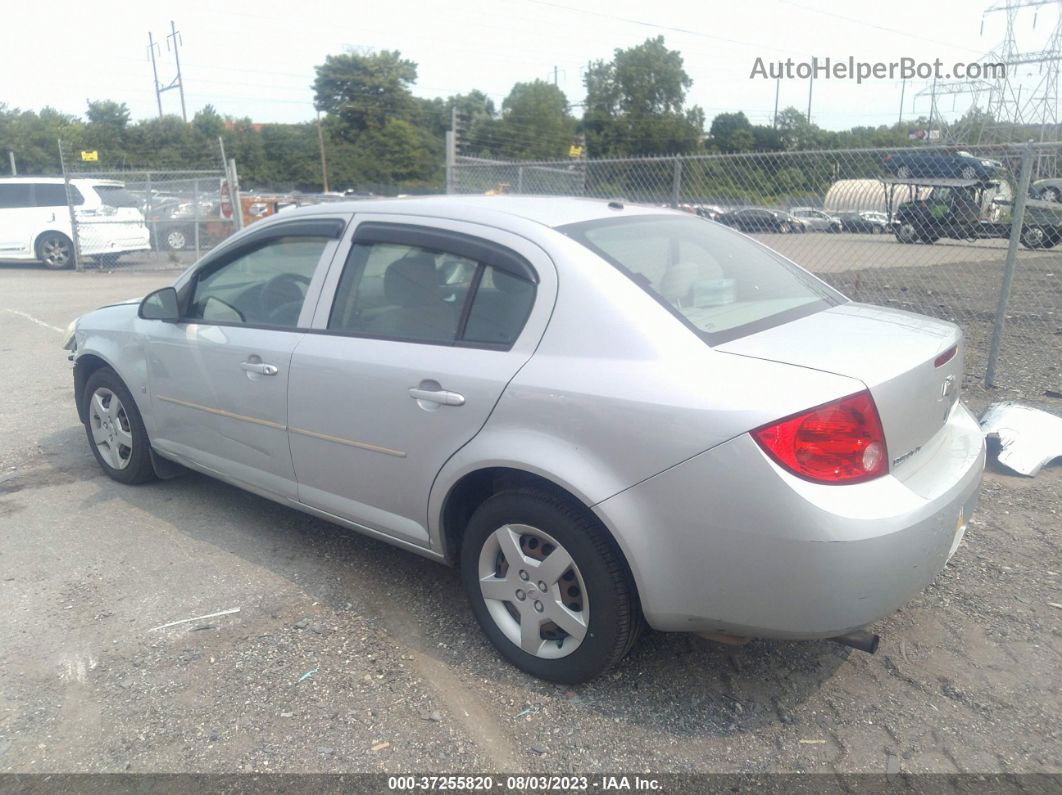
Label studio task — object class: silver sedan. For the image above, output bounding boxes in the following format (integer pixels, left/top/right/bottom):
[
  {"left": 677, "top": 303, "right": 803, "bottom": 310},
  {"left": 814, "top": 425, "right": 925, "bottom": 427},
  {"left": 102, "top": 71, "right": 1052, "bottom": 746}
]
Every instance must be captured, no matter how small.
[{"left": 65, "top": 197, "right": 985, "bottom": 683}]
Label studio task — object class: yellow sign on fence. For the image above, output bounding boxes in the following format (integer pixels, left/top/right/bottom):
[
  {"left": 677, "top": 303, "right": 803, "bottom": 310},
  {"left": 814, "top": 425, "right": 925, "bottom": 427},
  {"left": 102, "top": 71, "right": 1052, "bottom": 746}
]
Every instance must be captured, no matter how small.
[
  {"left": 80, "top": 150, "right": 99, "bottom": 162},
  {"left": 568, "top": 145, "right": 584, "bottom": 158}
]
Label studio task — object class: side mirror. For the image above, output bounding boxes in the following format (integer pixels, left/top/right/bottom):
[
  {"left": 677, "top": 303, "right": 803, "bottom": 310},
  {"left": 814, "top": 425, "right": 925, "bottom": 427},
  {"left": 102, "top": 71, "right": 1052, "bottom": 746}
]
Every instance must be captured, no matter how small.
[{"left": 138, "top": 286, "right": 180, "bottom": 321}]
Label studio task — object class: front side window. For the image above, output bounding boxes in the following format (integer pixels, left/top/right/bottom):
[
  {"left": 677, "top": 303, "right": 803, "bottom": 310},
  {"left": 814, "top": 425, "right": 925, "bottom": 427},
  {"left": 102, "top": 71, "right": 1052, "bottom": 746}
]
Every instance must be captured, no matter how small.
[
  {"left": 328, "top": 240, "right": 536, "bottom": 346},
  {"left": 186, "top": 235, "right": 329, "bottom": 328},
  {"left": 561, "top": 215, "right": 843, "bottom": 345}
]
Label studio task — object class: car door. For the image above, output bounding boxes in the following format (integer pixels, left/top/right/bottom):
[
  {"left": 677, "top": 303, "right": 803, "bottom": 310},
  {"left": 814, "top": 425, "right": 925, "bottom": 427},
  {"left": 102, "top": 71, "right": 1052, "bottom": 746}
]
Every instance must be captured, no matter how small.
[
  {"left": 287, "top": 216, "right": 557, "bottom": 548},
  {"left": 144, "top": 217, "right": 346, "bottom": 499}
]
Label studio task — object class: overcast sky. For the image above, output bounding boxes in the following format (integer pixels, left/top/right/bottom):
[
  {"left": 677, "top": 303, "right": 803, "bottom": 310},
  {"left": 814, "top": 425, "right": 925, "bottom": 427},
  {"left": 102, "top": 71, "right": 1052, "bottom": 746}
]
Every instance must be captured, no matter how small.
[{"left": 2, "top": 0, "right": 1056, "bottom": 131}]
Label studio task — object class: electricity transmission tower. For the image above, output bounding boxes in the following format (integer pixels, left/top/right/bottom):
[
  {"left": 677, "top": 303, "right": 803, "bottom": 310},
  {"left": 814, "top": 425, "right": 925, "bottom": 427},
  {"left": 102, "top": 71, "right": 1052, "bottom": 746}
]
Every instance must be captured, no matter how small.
[
  {"left": 147, "top": 20, "right": 187, "bottom": 121},
  {"left": 915, "top": 0, "right": 1062, "bottom": 145}
]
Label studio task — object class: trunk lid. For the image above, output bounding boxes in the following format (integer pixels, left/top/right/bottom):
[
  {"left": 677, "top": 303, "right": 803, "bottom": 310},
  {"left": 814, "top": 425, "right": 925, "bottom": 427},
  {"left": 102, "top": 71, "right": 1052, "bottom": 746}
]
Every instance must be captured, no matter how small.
[{"left": 716, "top": 302, "right": 962, "bottom": 474}]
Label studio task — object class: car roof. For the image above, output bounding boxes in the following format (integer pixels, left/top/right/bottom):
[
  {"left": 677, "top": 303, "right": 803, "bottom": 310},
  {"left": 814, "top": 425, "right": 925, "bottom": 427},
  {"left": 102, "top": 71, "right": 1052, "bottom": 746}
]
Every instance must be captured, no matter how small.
[
  {"left": 263, "top": 195, "right": 676, "bottom": 230},
  {"left": 0, "top": 177, "right": 124, "bottom": 186}
]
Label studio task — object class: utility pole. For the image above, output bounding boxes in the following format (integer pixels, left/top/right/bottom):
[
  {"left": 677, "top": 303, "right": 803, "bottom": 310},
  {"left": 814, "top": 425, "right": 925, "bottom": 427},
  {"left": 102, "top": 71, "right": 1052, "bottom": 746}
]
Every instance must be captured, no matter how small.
[
  {"left": 166, "top": 21, "right": 187, "bottom": 122},
  {"left": 316, "top": 112, "right": 329, "bottom": 193},
  {"left": 8, "top": 151, "right": 15, "bottom": 176},
  {"left": 554, "top": 65, "right": 558, "bottom": 85},
  {"left": 898, "top": 78, "right": 906, "bottom": 126},
  {"left": 445, "top": 106, "right": 458, "bottom": 195},
  {"left": 773, "top": 77, "right": 780, "bottom": 128},
  {"left": 806, "top": 58, "right": 816, "bottom": 125},
  {"left": 148, "top": 32, "right": 163, "bottom": 118}
]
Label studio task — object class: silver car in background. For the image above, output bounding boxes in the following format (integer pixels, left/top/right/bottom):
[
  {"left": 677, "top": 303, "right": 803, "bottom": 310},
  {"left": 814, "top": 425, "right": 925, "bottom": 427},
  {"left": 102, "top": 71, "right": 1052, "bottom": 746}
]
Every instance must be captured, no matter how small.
[{"left": 65, "top": 197, "right": 984, "bottom": 683}]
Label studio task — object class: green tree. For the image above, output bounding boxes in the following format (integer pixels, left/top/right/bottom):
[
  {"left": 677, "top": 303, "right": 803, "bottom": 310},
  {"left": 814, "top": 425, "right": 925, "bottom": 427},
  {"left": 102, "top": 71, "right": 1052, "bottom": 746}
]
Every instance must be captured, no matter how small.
[
  {"left": 498, "top": 80, "right": 575, "bottom": 160},
  {"left": 313, "top": 50, "right": 418, "bottom": 136},
  {"left": 583, "top": 36, "right": 704, "bottom": 156}
]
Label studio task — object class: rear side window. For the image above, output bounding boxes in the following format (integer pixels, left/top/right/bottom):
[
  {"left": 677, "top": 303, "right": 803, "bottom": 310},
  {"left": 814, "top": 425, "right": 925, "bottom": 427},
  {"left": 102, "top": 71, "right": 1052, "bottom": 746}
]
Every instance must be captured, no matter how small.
[
  {"left": 328, "top": 239, "right": 536, "bottom": 347},
  {"left": 561, "top": 215, "right": 843, "bottom": 345},
  {"left": 34, "top": 183, "right": 83, "bottom": 207},
  {"left": 92, "top": 185, "right": 139, "bottom": 208},
  {"left": 0, "top": 184, "right": 32, "bottom": 208}
]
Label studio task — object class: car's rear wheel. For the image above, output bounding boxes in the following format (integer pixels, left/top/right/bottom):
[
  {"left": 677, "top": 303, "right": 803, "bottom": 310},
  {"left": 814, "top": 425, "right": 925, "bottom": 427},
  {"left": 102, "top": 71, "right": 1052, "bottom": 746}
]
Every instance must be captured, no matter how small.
[
  {"left": 896, "top": 166, "right": 912, "bottom": 179},
  {"left": 36, "top": 232, "right": 74, "bottom": 270},
  {"left": 165, "top": 229, "right": 188, "bottom": 251},
  {"left": 461, "top": 488, "right": 642, "bottom": 683},
  {"left": 82, "top": 368, "right": 156, "bottom": 485},
  {"left": 1021, "top": 225, "right": 1046, "bottom": 249},
  {"left": 1042, "top": 187, "right": 1060, "bottom": 203},
  {"left": 961, "top": 165, "right": 978, "bottom": 180},
  {"left": 895, "top": 222, "right": 918, "bottom": 243}
]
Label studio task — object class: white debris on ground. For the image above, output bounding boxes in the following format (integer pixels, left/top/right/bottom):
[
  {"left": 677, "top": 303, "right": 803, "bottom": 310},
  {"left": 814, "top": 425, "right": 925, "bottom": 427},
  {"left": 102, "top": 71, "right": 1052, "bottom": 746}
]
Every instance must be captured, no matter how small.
[{"left": 980, "top": 402, "right": 1062, "bottom": 477}]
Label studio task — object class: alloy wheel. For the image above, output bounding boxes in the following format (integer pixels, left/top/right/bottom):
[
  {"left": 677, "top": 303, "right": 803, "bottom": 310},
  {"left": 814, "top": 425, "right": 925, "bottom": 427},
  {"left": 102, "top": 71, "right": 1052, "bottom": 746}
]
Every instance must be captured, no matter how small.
[
  {"left": 477, "top": 524, "right": 589, "bottom": 659},
  {"left": 88, "top": 387, "right": 133, "bottom": 470},
  {"left": 166, "top": 230, "right": 187, "bottom": 251},
  {"left": 40, "top": 237, "right": 72, "bottom": 268}
]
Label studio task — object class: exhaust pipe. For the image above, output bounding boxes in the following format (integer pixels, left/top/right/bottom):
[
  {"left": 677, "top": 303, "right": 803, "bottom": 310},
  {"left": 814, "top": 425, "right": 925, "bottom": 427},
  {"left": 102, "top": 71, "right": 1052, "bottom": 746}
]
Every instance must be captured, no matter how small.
[{"left": 829, "top": 630, "right": 879, "bottom": 654}]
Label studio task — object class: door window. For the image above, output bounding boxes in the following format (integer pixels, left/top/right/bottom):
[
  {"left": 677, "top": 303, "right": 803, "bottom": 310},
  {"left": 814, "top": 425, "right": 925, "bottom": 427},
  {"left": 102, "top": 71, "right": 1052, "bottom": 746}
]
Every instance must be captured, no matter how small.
[
  {"left": 0, "top": 184, "right": 32, "bottom": 208},
  {"left": 328, "top": 240, "right": 536, "bottom": 346},
  {"left": 187, "top": 235, "right": 329, "bottom": 328},
  {"left": 34, "top": 184, "right": 84, "bottom": 207}
]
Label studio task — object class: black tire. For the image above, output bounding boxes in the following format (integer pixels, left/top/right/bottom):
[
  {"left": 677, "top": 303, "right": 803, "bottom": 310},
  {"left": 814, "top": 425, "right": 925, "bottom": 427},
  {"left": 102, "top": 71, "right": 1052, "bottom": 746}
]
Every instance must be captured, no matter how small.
[
  {"left": 460, "top": 488, "right": 642, "bottom": 683},
  {"left": 35, "top": 232, "right": 75, "bottom": 270},
  {"left": 82, "top": 367, "right": 156, "bottom": 485}
]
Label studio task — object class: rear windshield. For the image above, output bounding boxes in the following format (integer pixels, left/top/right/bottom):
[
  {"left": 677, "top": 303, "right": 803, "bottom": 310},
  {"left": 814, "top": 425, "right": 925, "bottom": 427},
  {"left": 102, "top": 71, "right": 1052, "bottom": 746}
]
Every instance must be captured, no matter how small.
[
  {"left": 560, "top": 214, "right": 844, "bottom": 345},
  {"left": 92, "top": 185, "right": 140, "bottom": 208}
]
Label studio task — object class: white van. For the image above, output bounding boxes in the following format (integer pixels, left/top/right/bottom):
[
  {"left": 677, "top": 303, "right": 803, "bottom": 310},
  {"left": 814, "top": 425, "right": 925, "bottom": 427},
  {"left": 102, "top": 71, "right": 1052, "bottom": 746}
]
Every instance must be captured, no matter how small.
[{"left": 0, "top": 178, "right": 151, "bottom": 269}]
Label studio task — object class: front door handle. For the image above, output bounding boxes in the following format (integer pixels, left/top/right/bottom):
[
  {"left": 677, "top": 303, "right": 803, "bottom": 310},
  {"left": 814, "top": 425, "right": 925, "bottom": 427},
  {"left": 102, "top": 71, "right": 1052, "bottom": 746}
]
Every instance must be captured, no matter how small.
[
  {"left": 241, "top": 361, "right": 278, "bottom": 376},
  {"left": 408, "top": 387, "right": 465, "bottom": 406}
]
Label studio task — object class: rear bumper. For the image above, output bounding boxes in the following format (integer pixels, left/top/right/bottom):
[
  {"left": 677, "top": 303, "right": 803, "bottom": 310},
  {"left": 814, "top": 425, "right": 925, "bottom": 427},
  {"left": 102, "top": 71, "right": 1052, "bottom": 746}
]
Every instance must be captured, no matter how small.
[
  {"left": 78, "top": 227, "right": 151, "bottom": 255},
  {"left": 594, "top": 403, "right": 985, "bottom": 638}
]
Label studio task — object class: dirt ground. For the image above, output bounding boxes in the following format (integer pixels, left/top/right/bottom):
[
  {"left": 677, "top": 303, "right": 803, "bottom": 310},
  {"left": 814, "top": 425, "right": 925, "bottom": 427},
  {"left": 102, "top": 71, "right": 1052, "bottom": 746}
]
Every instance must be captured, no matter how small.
[{"left": 0, "top": 260, "right": 1059, "bottom": 777}]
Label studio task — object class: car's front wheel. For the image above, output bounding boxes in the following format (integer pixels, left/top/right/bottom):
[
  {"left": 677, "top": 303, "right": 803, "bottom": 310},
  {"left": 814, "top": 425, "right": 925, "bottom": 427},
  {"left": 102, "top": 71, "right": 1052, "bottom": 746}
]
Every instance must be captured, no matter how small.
[
  {"left": 461, "top": 488, "right": 642, "bottom": 683},
  {"left": 82, "top": 367, "right": 156, "bottom": 485}
]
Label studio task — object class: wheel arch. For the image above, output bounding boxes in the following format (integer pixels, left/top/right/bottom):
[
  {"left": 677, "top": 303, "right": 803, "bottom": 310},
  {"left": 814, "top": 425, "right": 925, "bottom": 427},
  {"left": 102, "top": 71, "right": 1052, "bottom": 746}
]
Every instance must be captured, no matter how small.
[
  {"left": 34, "top": 229, "right": 74, "bottom": 262},
  {"left": 435, "top": 465, "right": 644, "bottom": 614}
]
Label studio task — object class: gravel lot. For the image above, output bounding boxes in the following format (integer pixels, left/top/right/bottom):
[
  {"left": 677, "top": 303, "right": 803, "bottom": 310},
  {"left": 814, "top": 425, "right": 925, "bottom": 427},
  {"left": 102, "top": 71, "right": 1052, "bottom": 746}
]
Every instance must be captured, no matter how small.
[{"left": 0, "top": 255, "right": 1059, "bottom": 777}]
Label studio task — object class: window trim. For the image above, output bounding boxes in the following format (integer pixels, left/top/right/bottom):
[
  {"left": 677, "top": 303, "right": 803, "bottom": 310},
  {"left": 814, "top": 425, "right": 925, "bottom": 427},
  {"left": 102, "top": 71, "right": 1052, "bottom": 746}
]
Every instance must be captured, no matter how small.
[
  {"left": 321, "top": 222, "right": 538, "bottom": 351},
  {"left": 178, "top": 217, "right": 346, "bottom": 327}
]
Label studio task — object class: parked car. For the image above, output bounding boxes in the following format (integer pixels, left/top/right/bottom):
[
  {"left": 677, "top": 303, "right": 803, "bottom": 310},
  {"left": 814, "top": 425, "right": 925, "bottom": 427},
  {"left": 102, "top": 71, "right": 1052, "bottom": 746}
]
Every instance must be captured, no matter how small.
[
  {"left": 789, "top": 207, "right": 843, "bottom": 233},
  {"left": 65, "top": 196, "right": 984, "bottom": 683},
  {"left": 718, "top": 207, "right": 801, "bottom": 233},
  {"left": 1029, "top": 178, "right": 1062, "bottom": 203},
  {"left": 883, "top": 150, "right": 1004, "bottom": 181},
  {"left": 145, "top": 196, "right": 222, "bottom": 252},
  {"left": 0, "top": 178, "right": 150, "bottom": 268},
  {"left": 835, "top": 210, "right": 889, "bottom": 234}
]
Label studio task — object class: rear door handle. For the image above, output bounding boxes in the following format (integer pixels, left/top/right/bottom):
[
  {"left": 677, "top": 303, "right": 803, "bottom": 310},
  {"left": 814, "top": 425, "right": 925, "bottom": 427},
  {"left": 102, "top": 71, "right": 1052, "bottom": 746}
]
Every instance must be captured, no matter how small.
[
  {"left": 408, "top": 387, "right": 465, "bottom": 406},
  {"left": 241, "top": 361, "right": 278, "bottom": 376}
]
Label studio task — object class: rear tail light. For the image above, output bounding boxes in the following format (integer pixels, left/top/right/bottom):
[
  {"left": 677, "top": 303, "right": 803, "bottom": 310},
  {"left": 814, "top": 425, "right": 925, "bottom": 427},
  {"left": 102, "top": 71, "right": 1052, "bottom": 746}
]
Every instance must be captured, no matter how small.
[
  {"left": 752, "top": 391, "right": 888, "bottom": 484},
  {"left": 934, "top": 345, "right": 957, "bottom": 367}
]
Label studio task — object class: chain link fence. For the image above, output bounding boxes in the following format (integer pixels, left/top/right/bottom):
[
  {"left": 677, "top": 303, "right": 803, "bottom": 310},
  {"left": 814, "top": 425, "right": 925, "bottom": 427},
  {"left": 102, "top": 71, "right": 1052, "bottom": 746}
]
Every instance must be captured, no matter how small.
[{"left": 451, "top": 143, "right": 1062, "bottom": 397}]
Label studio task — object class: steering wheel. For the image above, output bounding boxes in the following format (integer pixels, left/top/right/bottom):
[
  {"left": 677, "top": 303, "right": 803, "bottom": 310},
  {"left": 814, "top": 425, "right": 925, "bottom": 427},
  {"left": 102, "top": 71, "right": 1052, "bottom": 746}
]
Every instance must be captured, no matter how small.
[{"left": 259, "top": 273, "right": 311, "bottom": 325}]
